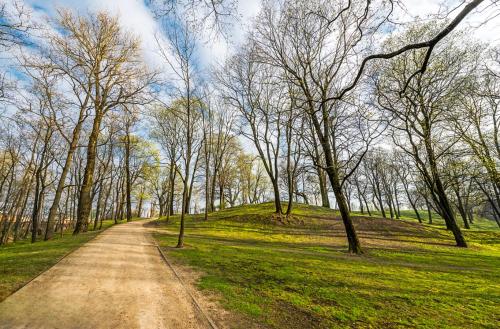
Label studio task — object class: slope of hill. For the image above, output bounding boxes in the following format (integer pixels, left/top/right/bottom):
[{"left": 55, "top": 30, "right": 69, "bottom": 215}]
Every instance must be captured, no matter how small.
[{"left": 153, "top": 202, "right": 500, "bottom": 329}]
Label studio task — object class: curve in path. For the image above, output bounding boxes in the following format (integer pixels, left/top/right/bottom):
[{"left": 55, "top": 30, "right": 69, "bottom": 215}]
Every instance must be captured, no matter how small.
[{"left": 0, "top": 220, "right": 211, "bottom": 329}]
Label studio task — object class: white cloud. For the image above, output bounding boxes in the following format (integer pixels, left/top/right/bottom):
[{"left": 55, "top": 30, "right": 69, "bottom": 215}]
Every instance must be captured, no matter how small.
[
  {"left": 195, "top": 0, "right": 261, "bottom": 68},
  {"left": 21, "top": 0, "right": 262, "bottom": 79},
  {"left": 15, "top": 0, "right": 500, "bottom": 77},
  {"left": 24, "top": 0, "right": 168, "bottom": 70}
]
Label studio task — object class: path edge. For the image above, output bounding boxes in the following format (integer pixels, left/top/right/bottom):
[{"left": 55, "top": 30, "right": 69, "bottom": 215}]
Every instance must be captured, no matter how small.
[
  {"left": 0, "top": 221, "right": 118, "bottom": 302},
  {"left": 151, "top": 231, "right": 219, "bottom": 329}
]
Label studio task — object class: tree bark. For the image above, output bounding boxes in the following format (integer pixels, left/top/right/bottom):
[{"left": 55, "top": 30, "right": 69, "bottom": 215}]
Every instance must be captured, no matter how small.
[
  {"left": 125, "top": 124, "right": 132, "bottom": 222},
  {"left": 75, "top": 112, "right": 103, "bottom": 234},
  {"left": 45, "top": 110, "right": 86, "bottom": 240}
]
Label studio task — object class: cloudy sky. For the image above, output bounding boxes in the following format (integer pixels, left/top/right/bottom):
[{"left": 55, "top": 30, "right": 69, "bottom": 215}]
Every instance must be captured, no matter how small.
[
  {"left": 19, "top": 0, "right": 262, "bottom": 71},
  {"left": 17, "top": 0, "right": 498, "bottom": 72}
]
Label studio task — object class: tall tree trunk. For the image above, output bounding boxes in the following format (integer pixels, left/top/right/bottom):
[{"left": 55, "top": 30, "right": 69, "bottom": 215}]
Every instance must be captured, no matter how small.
[
  {"left": 410, "top": 201, "right": 422, "bottom": 223},
  {"left": 31, "top": 132, "right": 51, "bottom": 243},
  {"left": 467, "top": 208, "right": 474, "bottom": 225},
  {"left": 432, "top": 176, "right": 467, "bottom": 247},
  {"left": 330, "top": 175, "right": 362, "bottom": 254},
  {"left": 387, "top": 195, "right": 394, "bottom": 219},
  {"left": 75, "top": 112, "right": 103, "bottom": 234},
  {"left": 176, "top": 180, "right": 188, "bottom": 248},
  {"left": 454, "top": 189, "right": 470, "bottom": 229},
  {"left": 423, "top": 137, "right": 467, "bottom": 247},
  {"left": 309, "top": 111, "right": 362, "bottom": 254},
  {"left": 219, "top": 183, "right": 225, "bottom": 210},
  {"left": 374, "top": 185, "right": 386, "bottom": 218},
  {"left": 168, "top": 164, "right": 176, "bottom": 216},
  {"left": 318, "top": 169, "right": 330, "bottom": 208},
  {"left": 272, "top": 180, "right": 282, "bottom": 215},
  {"left": 137, "top": 194, "right": 143, "bottom": 218},
  {"left": 13, "top": 184, "right": 31, "bottom": 242},
  {"left": 125, "top": 125, "right": 132, "bottom": 222},
  {"left": 45, "top": 112, "right": 85, "bottom": 240},
  {"left": 210, "top": 168, "right": 218, "bottom": 212},
  {"left": 204, "top": 168, "right": 210, "bottom": 220},
  {"left": 393, "top": 184, "right": 401, "bottom": 219},
  {"left": 93, "top": 180, "right": 105, "bottom": 230},
  {"left": 426, "top": 198, "right": 433, "bottom": 224},
  {"left": 30, "top": 172, "right": 42, "bottom": 243},
  {"left": 403, "top": 184, "right": 422, "bottom": 223}
]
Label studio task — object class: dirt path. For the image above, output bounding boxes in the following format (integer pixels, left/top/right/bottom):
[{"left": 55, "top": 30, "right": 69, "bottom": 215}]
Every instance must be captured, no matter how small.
[{"left": 0, "top": 220, "right": 212, "bottom": 329}]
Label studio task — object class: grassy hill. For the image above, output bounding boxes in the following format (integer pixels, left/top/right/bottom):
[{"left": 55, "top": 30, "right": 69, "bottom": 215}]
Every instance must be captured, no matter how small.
[
  {"left": 352, "top": 208, "right": 499, "bottom": 231},
  {"left": 153, "top": 202, "right": 500, "bottom": 329}
]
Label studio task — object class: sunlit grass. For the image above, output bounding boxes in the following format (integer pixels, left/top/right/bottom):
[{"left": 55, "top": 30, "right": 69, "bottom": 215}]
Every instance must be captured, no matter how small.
[{"left": 154, "top": 203, "right": 500, "bottom": 328}]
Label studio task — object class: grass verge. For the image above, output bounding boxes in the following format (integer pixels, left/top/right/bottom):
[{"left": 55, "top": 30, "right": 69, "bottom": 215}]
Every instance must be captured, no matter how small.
[{"left": 0, "top": 219, "right": 122, "bottom": 301}]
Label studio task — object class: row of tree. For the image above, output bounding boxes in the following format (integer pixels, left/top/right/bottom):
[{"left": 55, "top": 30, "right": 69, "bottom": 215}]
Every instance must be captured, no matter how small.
[
  {"left": 0, "top": 8, "right": 272, "bottom": 246},
  {"left": 1, "top": 0, "right": 498, "bottom": 255},
  {"left": 211, "top": 1, "right": 499, "bottom": 253}
]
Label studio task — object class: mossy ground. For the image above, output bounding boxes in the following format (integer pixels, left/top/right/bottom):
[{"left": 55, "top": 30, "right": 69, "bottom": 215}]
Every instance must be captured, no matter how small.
[{"left": 153, "top": 203, "right": 500, "bottom": 329}]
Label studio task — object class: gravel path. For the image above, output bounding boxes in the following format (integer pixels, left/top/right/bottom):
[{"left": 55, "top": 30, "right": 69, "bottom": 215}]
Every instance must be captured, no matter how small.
[{"left": 0, "top": 220, "right": 211, "bottom": 329}]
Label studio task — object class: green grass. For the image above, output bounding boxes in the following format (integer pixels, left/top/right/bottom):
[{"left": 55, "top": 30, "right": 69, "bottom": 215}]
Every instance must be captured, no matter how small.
[
  {"left": 0, "top": 219, "right": 125, "bottom": 301},
  {"left": 153, "top": 203, "right": 500, "bottom": 329}
]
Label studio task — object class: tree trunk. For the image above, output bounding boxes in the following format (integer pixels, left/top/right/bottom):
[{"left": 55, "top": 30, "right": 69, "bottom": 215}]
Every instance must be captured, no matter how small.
[
  {"left": 386, "top": 194, "right": 394, "bottom": 219},
  {"left": 432, "top": 176, "right": 467, "bottom": 247},
  {"left": 137, "top": 194, "right": 143, "bottom": 218},
  {"left": 45, "top": 113, "right": 85, "bottom": 240},
  {"left": 426, "top": 199, "right": 433, "bottom": 224},
  {"left": 393, "top": 184, "right": 401, "bottom": 219},
  {"left": 375, "top": 188, "right": 386, "bottom": 218},
  {"left": 93, "top": 180, "right": 105, "bottom": 230},
  {"left": 75, "top": 112, "right": 103, "bottom": 234},
  {"left": 176, "top": 177, "right": 189, "bottom": 248},
  {"left": 210, "top": 169, "right": 218, "bottom": 212},
  {"left": 327, "top": 168, "right": 362, "bottom": 254},
  {"left": 125, "top": 126, "right": 132, "bottom": 222},
  {"left": 204, "top": 166, "right": 210, "bottom": 220},
  {"left": 454, "top": 189, "right": 470, "bottom": 229},
  {"left": 31, "top": 143, "right": 50, "bottom": 243},
  {"left": 30, "top": 172, "right": 42, "bottom": 243},
  {"left": 318, "top": 169, "right": 330, "bottom": 208},
  {"left": 467, "top": 208, "right": 474, "bottom": 224},
  {"left": 410, "top": 202, "right": 422, "bottom": 223},
  {"left": 423, "top": 136, "right": 467, "bottom": 247},
  {"left": 219, "top": 183, "right": 225, "bottom": 210},
  {"left": 168, "top": 164, "right": 176, "bottom": 216},
  {"left": 272, "top": 180, "right": 282, "bottom": 214}
]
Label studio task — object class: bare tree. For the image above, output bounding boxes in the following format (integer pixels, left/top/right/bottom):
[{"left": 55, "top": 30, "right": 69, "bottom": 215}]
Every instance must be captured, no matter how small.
[
  {"left": 57, "top": 12, "right": 155, "bottom": 234},
  {"left": 453, "top": 48, "right": 500, "bottom": 220},
  {"left": 156, "top": 18, "right": 204, "bottom": 247},
  {"left": 375, "top": 25, "right": 474, "bottom": 247},
  {"left": 248, "top": 0, "right": 384, "bottom": 253},
  {"left": 217, "top": 47, "right": 288, "bottom": 215}
]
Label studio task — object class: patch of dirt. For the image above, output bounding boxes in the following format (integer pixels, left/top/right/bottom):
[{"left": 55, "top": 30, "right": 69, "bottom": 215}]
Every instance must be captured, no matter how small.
[{"left": 268, "top": 300, "right": 332, "bottom": 329}]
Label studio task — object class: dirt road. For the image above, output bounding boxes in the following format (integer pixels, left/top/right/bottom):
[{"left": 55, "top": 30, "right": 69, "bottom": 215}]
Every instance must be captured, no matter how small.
[{"left": 0, "top": 220, "right": 212, "bottom": 329}]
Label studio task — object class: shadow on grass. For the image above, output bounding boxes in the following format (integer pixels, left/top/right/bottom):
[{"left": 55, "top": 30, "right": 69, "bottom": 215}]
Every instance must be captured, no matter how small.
[{"left": 151, "top": 203, "right": 500, "bottom": 329}]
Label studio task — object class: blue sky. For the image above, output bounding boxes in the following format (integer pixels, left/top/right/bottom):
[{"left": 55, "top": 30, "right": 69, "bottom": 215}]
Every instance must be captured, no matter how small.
[
  {"left": 6, "top": 0, "right": 499, "bottom": 77},
  {"left": 19, "top": 0, "right": 261, "bottom": 72}
]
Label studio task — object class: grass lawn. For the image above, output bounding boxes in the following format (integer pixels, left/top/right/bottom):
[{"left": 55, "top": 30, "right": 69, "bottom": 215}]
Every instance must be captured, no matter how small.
[
  {"left": 0, "top": 219, "right": 127, "bottom": 301},
  {"left": 153, "top": 203, "right": 500, "bottom": 329}
]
